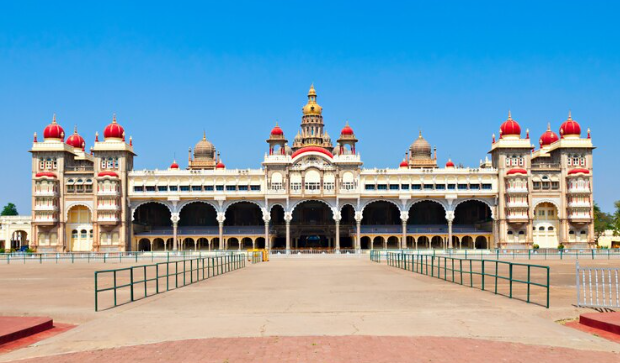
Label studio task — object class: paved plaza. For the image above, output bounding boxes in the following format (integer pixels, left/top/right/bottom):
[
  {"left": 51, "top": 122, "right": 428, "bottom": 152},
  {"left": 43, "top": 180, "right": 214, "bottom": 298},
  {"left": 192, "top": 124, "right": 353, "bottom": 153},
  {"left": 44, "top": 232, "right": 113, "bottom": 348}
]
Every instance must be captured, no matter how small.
[{"left": 0, "top": 257, "right": 619, "bottom": 362}]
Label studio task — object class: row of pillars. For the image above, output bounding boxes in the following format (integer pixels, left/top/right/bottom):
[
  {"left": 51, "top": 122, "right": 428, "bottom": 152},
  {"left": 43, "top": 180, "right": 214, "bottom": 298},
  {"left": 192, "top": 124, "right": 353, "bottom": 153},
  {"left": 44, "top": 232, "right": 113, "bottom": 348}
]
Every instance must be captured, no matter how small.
[{"left": 168, "top": 217, "right": 460, "bottom": 253}]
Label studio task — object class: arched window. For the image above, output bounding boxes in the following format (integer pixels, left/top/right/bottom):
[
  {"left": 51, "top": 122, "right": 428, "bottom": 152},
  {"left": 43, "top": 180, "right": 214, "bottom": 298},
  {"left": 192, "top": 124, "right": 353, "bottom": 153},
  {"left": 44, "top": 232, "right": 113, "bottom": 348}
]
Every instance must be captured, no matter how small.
[
  {"left": 548, "top": 226, "right": 554, "bottom": 231},
  {"left": 507, "top": 231, "right": 513, "bottom": 235},
  {"left": 80, "top": 229, "right": 87, "bottom": 238},
  {"left": 538, "top": 226, "right": 545, "bottom": 231},
  {"left": 518, "top": 231, "right": 525, "bottom": 235},
  {"left": 71, "top": 230, "right": 78, "bottom": 239}
]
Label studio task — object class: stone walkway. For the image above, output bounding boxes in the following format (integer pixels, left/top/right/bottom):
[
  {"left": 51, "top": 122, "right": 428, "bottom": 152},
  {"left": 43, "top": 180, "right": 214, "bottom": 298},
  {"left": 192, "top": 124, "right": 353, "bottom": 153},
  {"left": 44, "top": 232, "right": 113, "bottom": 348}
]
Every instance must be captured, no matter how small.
[
  {"left": 9, "top": 336, "right": 620, "bottom": 363},
  {"left": 1, "top": 258, "right": 619, "bottom": 362}
]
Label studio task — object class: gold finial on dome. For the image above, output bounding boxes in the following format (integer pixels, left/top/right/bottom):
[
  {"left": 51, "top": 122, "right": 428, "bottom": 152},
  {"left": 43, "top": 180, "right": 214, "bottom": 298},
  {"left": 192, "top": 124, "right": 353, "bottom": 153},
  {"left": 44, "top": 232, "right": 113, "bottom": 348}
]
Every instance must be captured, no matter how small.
[
  {"left": 112, "top": 113, "right": 117, "bottom": 124},
  {"left": 418, "top": 130, "right": 423, "bottom": 138},
  {"left": 203, "top": 130, "right": 206, "bottom": 141},
  {"left": 568, "top": 110, "right": 572, "bottom": 120},
  {"left": 308, "top": 83, "right": 316, "bottom": 97},
  {"left": 302, "top": 83, "right": 322, "bottom": 115},
  {"left": 508, "top": 110, "right": 512, "bottom": 120}
]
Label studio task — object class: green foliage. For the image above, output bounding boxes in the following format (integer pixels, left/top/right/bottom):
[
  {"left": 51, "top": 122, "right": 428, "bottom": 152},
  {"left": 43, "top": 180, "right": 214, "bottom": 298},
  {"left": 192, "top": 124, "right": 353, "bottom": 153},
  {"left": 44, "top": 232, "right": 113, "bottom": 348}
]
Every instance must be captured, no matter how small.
[
  {"left": 532, "top": 244, "right": 539, "bottom": 250},
  {"left": 594, "top": 202, "right": 613, "bottom": 244},
  {"left": 613, "top": 200, "right": 620, "bottom": 236},
  {"left": 557, "top": 243, "right": 565, "bottom": 250},
  {"left": 1, "top": 203, "right": 18, "bottom": 216},
  {"left": 0, "top": 248, "right": 4, "bottom": 254}
]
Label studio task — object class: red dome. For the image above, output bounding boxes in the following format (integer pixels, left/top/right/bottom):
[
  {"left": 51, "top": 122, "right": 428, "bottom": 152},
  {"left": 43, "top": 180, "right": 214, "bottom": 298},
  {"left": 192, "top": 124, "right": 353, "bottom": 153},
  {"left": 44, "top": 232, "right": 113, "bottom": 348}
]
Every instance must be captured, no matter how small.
[
  {"left": 170, "top": 161, "right": 179, "bottom": 169},
  {"left": 568, "top": 168, "right": 589, "bottom": 175},
  {"left": 445, "top": 159, "right": 455, "bottom": 168},
  {"left": 43, "top": 115, "right": 65, "bottom": 141},
  {"left": 216, "top": 161, "right": 225, "bottom": 169},
  {"left": 98, "top": 171, "right": 119, "bottom": 178},
  {"left": 104, "top": 115, "right": 125, "bottom": 140},
  {"left": 539, "top": 125, "right": 559, "bottom": 147},
  {"left": 341, "top": 122, "right": 354, "bottom": 135},
  {"left": 291, "top": 146, "right": 334, "bottom": 159},
  {"left": 500, "top": 112, "right": 521, "bottom": 138},
  {"left": 66, "top": 127, "right": 85, "bottom": 149},
  {"left": 35, "top": 172, "right": 57, "bottom": 178},
  {"left": 559, "top": 112, "right": 581, "bottom": 137},
  {"left": 399, "top": 159, "right": 408, "bottom": 168},
  {"left": 270, "top": 124, "right": 284, "bottom": 136},
  {"left": 506, "top": 168, "right": 527, "bottom": 175}
]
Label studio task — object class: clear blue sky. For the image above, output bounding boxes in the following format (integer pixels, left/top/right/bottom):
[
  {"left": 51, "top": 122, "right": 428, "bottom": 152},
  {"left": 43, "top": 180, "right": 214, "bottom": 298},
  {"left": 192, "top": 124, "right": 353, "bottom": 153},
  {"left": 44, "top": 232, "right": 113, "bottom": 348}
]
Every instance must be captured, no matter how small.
[{"left": 1, "top": 1, "right": 618, "bottom": 213}]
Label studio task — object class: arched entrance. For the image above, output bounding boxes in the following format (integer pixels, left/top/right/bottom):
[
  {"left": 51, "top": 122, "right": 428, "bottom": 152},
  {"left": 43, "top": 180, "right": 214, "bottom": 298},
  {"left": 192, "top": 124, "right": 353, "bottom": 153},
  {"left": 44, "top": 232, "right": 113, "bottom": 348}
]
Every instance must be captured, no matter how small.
[
  {"left": 66, "top": 205, "right": 93, "bottom": 251},
  {"left": 134, "top": 202, "right": 172, "bottom": 232},
  {"left": 291, "top": 201, "right": 334, "bottom": 248},
  {"left": 10, "top": 230, "right": 28, "bottom": 250},
  {"left": 270, "top": 205, "right": 286, "bottom": 249},
  {"left": 138, "top": 238, "right": 151, "bottom": 251},
  {"left": 533, "top": 203, "right": 559, "bottom": 248}
]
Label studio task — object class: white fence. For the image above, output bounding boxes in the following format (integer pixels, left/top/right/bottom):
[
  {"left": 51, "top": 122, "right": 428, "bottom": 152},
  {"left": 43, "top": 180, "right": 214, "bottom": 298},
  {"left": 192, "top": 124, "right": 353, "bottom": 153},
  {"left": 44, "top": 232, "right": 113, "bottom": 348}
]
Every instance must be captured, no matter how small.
[{"left": 576, "top": 261, "right": 620, "bottom": 309}]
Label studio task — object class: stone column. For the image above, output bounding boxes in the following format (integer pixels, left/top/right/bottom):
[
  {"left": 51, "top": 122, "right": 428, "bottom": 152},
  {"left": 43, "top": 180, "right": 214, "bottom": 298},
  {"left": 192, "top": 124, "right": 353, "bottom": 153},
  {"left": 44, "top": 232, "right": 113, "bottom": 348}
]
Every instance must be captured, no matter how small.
[
  {"left": 262, "top": 209, "right": 271, "bottom": 252},
  {"left": 355, "top": 212, "right": 362, "bottom": 253},
  {"left": 284, "top": 212, "right": 292, "bottom": 254},
  {"left": 400, "top": 211, "right": 409, "bottom": 249},
  {"left": 333, "top": 208, "right": 341, "bottom": 253},
  {"left": 445, "top": 211, "right": 454, "bottom": 249},
  {"left": 217, "top": 212, "right": 226, "bottom": 250},
  {"left": 171, "top": 213, "right": 180, "bottom": 251}
]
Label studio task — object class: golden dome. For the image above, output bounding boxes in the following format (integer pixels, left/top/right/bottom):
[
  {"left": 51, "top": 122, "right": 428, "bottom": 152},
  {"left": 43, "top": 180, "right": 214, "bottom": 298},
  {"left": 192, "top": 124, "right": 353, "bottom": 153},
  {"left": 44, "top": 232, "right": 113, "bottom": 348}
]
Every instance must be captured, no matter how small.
[
  {"left": 410, "top": 130, "right": 432, "bottom": 160},
  {"left": 302, "top": 84, "right": 322, "bottom": 115},
  {"left": 194, "top": 131, "right": 215, "bottom": 160}
]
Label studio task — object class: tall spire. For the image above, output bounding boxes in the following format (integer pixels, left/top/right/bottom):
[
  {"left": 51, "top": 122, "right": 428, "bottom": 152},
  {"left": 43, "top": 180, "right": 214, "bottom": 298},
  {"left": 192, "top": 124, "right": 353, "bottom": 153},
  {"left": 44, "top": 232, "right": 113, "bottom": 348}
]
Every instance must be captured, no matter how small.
[
  {"left": 203, "top": 130, "right": 206, "bottom": 141},
  {"left": 508, "top": 110, "right": 512, "bottom": 120}
]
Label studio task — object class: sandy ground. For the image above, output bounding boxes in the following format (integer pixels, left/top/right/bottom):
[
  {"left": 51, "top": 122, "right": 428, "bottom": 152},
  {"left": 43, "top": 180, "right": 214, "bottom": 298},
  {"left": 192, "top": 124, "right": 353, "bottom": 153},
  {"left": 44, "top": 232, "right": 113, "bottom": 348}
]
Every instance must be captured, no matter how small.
[{"left": 0, "top": 257, "right": 619, "bottom": 361}]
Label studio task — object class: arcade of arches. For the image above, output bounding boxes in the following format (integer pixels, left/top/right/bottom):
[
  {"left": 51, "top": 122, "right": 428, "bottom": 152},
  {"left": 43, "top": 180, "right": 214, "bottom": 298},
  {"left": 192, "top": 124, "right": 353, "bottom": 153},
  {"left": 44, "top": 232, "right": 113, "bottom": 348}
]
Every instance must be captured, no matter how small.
[{"left": 132, "top": 199, "right": 494, "bottom": 251}]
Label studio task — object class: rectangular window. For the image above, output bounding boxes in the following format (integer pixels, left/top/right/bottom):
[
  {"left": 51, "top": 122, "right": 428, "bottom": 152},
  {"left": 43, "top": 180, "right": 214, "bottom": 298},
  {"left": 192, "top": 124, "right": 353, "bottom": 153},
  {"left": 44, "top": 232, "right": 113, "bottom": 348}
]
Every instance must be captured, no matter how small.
[
  {"left": 158, "top": 186, "right": 168, "bottom": 192},
  {"left": 145, "top": 186, "right": 156, "bottom": 192},
  {"left": 400, "top": 184, "right": 409, "bottom": 190},
  {"left": 482, "top": 184, "right": 492, "bottom": 190},
  {"left": 447, "top": 184, "right": 456, "bottom": 190},
  {"left": 191, "top": 186, "right": 202, "bottom": 192},
  {"left": 365, "top": 184, "right": 376, "bottom": 190},
  {"left": 533, "top": 182, "right": 541, "bottom": 190},
  {"left": 436, "top": 184, "right": 446, "bottom": 190},
  {"left": 542, "top": 182, "right": 550, "bottom": 190},
  {"left": 551, "top": 182, "right": 559, "bottom": 190},
  {"left": 389, "top": 184, "right": 399, "bottom": 190},
  {"left": 180, "top": 185, "right": 190, "bottom": 192},
  {"left": 216, "top": 185, "right": 224, "bottom": 191},
  {"left": 67, "top": 185, "right": 75, "bottom": 193},
  {"left": 226, "top": 185, "right": 236, "bottom": 191},
  {"left": 85, "top": 185, "right": 93, "bottom": 193},
  {"left": 377, "top": 184, "right": 387, "bottom": 190},
  {"left": 204, "top": 185, "right": 213, "bottom": 191},
  {"left": 470, "top": 184, "right": 480, "bottom": 190},
  {"left": 238, "top": 185, "right": 249, "bottom": 191},
  {"left": 250, "top": 185, "right": 261, "bottom": 191},
  {"left": 169, "top": 186, "right": 178, "bottom": 192},
  {"left": 458, "top": 184, "right": 468, "bottom": 190},
  {"left": 412, "top": 184, "right": 421, "bottom": 190},
  {"left": 423, "top": 184, "right": 434, "bottom": 190},
  {"left": 134, "top": 186, "right": 144, "bottom": 192}
]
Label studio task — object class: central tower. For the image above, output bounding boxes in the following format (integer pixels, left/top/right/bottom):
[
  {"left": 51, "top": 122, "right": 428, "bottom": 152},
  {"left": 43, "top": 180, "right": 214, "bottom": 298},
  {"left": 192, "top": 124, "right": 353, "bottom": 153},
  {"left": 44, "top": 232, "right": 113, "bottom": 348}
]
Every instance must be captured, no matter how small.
[{"left": 292, "top": 84, "right": 333, "bottom": 151}]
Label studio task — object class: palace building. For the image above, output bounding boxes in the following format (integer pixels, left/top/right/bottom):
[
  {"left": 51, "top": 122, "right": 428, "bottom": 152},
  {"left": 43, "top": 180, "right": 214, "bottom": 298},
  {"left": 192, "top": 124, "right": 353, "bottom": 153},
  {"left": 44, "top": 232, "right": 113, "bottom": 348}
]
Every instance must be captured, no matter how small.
[{"left": 29, "top": 85, "right": 595, "bottom": 252}]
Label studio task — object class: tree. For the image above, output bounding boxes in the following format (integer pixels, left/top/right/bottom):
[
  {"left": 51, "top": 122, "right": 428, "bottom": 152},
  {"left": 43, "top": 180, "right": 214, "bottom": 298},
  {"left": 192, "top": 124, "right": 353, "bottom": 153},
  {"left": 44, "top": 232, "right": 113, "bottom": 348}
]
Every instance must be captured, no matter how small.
[
  {"left": 593, "top": 202, "right": 612, "bottom": 244},
  {"left": 613, "top": 200, "right": 620, "bottom": 236},
  {"left": 1, "top": 203, "right": 18, "bottom": 216}
]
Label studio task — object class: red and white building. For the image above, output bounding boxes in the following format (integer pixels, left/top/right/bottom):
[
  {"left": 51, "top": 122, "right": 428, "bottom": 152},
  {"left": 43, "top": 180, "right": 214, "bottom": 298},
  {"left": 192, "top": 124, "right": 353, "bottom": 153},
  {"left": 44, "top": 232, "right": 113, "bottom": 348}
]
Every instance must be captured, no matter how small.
[{"left": 29, "top": 86, "right": 595, "bottom": 252}]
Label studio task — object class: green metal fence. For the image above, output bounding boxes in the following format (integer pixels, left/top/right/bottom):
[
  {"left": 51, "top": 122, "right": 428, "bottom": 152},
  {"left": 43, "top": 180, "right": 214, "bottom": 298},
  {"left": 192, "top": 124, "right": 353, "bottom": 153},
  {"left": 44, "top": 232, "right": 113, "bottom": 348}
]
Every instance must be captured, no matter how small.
[
  {"left": 94, "top": 253, "right": 247, "bottom": 311},
  {"left": 1, "top": 251, "right": 241, "bottom": 265},
  {"left": 382, "top": 252, "right": 550, "bottom": 308},
  {"left": 369, "top": 248, "right": 620, "bottom": 261}
]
